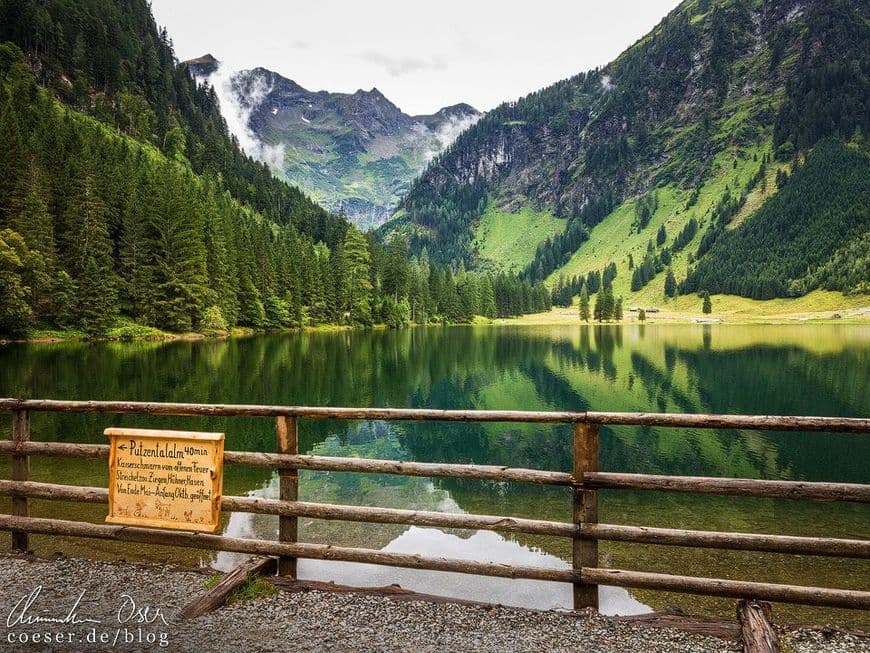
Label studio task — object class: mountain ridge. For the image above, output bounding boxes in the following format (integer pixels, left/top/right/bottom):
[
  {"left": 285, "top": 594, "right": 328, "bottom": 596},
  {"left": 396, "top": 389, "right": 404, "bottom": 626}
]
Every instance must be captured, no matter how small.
[
  {"left": 380, "top": 0, "right": 869, "bottom": 305},
  {"left": 184, "top": 55, "right": 481, "bottom": 229}
]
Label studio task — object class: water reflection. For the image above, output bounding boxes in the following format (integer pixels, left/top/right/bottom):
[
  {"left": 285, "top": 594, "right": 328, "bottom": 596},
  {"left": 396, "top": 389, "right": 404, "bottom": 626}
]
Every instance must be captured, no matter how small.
[{"left": 1, "top": 324, "right": 868, "bottom": 623}]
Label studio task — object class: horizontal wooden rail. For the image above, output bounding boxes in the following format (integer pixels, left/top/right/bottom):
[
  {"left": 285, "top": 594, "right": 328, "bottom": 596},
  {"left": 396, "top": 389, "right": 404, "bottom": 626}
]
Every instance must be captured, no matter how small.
[
  {"left": 584, "top": 472, "right": 870, "bottom": 503},
  {"left": 225, "top": 451, "right": 573, "bottom": 485},
  {"left": 0, "top": 441, "right": 107, "bottom": 458},
  {"left": 582, "top": 523, "right": 870, "bottom": 559},
  {"left": 0, "top": 399, "right": 581, "bottom": 423},
  {"left": 2, "top": 398, "right": 869, "bottom": 432},
  {"left": 0, "top": 442, "right": 572, "bottom": 486},
  {"left": 0, "top": 480, "right": 576, "bottom": 537},
  {"left": 581, "top": 568, "right": 870, "bottom": 610},
  {"left": 585, "top": 411, "right": 870, "bottom": 433},
  {"left": 1, "top": 515, "right": 867, "bottom": 610},
  {"left": 3, "top": 480, "right": 869, "bottom": 559},
  {"left": 0, "top": 515, "right": 574, "bottom": 583}
]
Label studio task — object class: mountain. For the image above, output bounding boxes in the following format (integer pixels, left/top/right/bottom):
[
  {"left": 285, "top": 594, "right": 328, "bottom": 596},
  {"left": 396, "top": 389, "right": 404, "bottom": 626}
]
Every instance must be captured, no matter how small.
[
  {"left": 0, "top": 0, "right": 546, "bottom": 337},
  {"left": 380, "top": 0, "right": 869, "bottom": 303},
  {"left": 185, "top": 58, "right": 480, "bottom": 229}
]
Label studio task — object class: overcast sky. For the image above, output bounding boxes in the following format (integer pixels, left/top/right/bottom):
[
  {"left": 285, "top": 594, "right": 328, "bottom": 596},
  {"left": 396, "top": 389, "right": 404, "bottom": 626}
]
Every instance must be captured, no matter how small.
[{"left": 150, "top": 0, "right": 682, "bottom": 115}]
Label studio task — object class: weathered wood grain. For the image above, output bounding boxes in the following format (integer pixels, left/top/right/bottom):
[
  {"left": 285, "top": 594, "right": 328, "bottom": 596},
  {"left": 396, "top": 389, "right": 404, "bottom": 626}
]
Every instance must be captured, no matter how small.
[
  {"left": 573, "top": 422, "right": 598, "bottom": 610},
  {"left": 11, "top": 410, "right": 29, "bottom": 552},
  {"left": 180, "top": 556, "right": 276, "bottom": 619},
  {"left": 276, "top": 416, "right": 298, "bottom": 578},
  {"left": 737, "top": 600, "right": 780, "bottom": 653},
  {"left": 583, "top": 472, "right": 870, "bottom": 502}
]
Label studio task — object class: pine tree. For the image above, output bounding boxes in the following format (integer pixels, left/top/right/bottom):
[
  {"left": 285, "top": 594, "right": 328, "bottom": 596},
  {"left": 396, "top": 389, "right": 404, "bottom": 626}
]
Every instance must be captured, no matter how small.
[
  {"left": 7, "top": 158, "right": 55, "bottom": 321},
  {"left": 601, "top": 286, "right": 614, "bottom": 321},
  {"left": 62, "top": 170, "right": 117, "bottom": 334},
  {"left": 579, "top": 282, "right": 590, "bottom": 322},
  {"left": 339, "top": 226, "right": 373, "bottom": 324},
  {"left": 478, "top": 274, "right": 497, "bottom": 318},
  {"left": 702, "top": 291, "right": 712, "bottom": 314},
  {"left": 0, "top": 229, "right": 33, "bottom": 335},
  {"left": 664, "top": 268, "right": 677, "bottom": 297},
  {"left": 614, "top": 296, "right": 623, "bottom": 321},
  {"left": 147, "top": 166, "right": 207, "bottom": 331}
]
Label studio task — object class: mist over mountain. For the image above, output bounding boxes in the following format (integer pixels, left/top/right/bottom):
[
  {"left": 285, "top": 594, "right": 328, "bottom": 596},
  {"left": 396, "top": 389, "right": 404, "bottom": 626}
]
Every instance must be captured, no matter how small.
[{"left": 185, "top": 56, "right": 480, "bottom": 229}]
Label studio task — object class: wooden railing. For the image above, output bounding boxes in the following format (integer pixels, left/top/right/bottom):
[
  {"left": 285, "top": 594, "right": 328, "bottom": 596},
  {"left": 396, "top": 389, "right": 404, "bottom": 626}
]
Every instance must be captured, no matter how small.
[{"left": 0, "top": 398, "right": 868, "bottom": 612}]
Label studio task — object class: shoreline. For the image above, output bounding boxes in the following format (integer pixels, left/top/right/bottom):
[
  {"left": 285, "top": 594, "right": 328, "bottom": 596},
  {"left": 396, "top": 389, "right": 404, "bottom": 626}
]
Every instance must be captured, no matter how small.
[{"left": 3, "top": 296, "right": 868, "bottom": 345}]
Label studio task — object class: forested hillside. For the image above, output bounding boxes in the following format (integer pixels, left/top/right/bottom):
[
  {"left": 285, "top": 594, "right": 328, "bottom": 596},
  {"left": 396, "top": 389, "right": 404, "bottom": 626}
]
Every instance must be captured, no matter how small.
[
  {"left": 0, "top": 0, "right": 343, "bottom": 241},
  {"left": 681, "top": 139, "right": 869, "bottom": 298},
  {"left": 381, "top": 0, "right": 869, "bottom": 306},
  {"left": 0, "top": 1, "right": 549, "bottom": 336}
]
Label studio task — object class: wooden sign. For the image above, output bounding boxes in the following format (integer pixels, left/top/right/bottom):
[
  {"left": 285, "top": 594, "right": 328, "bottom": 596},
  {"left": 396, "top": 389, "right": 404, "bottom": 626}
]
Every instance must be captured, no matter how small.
[{"left": 104, "top": 427, "right": 224, "bottom": 533}]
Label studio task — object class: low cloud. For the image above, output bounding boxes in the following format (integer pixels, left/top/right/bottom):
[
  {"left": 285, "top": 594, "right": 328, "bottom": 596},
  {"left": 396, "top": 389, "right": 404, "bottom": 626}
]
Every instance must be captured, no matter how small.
[
  {"left": 194, "top": 64, "right": 285, "bottom": 170},
  {"left": 361, "top": 51, "right": 447, "bottom": 77}
]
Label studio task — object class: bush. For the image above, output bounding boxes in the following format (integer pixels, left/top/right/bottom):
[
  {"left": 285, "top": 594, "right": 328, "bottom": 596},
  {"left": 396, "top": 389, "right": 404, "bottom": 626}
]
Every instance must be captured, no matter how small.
[{"left": 200, "top": 305, "right": 229, "bottom": 335}]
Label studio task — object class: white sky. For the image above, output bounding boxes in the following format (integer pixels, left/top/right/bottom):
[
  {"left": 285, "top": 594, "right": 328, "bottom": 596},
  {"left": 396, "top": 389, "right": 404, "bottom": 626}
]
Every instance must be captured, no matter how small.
[{"left": 150, "top": 0, "right": 682, "bottom": 115}]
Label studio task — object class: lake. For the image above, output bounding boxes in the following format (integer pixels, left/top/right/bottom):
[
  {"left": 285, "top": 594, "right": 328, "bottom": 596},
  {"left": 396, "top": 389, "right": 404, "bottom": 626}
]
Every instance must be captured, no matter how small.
[{"left": 1, "top": 324, "right": 868, "bottom": 626}]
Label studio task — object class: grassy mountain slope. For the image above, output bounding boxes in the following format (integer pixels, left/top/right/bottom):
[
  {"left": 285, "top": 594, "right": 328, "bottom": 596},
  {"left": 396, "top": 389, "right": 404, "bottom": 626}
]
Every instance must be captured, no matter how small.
[
  {"left": 682, "top": 139, "right": 869, "bottom": 298},
  {"left": 474, "top": 204, "right": 566, "bottom": 273},
  {"left": 380, "top": 0, "right": 869, "bottom": 308}
]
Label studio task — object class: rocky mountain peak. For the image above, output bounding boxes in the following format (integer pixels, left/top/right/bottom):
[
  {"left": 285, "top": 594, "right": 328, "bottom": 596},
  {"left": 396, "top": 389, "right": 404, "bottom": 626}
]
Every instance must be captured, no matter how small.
[
  {"left": 187, "top": 59, "right": 481, "bottom": 229},
  {"left": 182, "top": 53, "right": 219, "bottom": 78}
]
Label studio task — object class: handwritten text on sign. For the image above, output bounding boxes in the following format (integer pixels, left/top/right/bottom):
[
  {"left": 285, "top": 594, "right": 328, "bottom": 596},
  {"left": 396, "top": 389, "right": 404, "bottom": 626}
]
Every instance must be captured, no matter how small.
[{"left": 104, "top": 428, "right": 224, "bottom": 532}]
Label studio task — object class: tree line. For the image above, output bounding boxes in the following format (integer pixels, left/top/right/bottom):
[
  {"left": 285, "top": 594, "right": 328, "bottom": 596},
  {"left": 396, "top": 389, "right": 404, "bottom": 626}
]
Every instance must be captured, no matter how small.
[{"left": 0, "top": 49, "right": 550, "bottom": 336}]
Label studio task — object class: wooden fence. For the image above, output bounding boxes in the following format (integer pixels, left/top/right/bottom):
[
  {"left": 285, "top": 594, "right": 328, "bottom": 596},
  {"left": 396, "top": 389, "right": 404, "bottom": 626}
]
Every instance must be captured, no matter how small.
[{"left": 0, "top": 398, "right": 868, "bottom": 613}]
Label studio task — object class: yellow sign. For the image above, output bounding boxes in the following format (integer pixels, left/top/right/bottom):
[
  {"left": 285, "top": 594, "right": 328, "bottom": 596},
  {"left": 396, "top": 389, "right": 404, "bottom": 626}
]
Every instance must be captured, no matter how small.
[{"left": 104, "top": 428, "right": 224, "bottom": 533}]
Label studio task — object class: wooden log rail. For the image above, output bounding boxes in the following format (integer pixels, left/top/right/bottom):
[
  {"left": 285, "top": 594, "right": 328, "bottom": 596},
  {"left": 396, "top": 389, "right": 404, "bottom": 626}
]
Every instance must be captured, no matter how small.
[
  {"left": 0, "top": 515, "right": 868, "bottom": 611},
  {"left": 2, "top": 480, "right": 870, "bottom": 558},
  {"left": 1, "top": 398, "right": 869, "bottom": 615}
]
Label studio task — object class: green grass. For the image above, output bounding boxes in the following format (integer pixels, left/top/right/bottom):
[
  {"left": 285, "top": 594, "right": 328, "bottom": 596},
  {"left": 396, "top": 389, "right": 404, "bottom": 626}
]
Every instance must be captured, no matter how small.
[
  {"left": 227, "top": 575, "right": 276, "bottom": 604},
  {"left": 474, "top": 203, "right": 567, "bottom": 272},
  {"left": 202, "top": 572, "right": 276, "bottom": 605},
  {"left": 548, "top": 139, "right": 780, "bottom": 309},
  {"left": 104, "top": 318, "right": 173, "bottom": 341}
]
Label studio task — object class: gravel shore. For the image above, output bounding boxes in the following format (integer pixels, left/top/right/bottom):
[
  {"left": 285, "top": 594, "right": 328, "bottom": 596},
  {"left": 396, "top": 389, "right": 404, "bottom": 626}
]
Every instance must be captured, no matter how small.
[{"left": 0, "top": 554, "right": 866, "bottom": 653}]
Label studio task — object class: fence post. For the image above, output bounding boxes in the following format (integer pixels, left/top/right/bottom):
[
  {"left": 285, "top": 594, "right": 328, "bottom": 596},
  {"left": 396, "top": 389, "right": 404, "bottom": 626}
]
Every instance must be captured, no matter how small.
[
  {"left": 11, "top": 410, "right": 30, "bottom": 552},
  {"left": 573, "top": 421, "right": 599, "bottom": 610},
  {"left": 276, "top": 416, "right": 298, "bottom": 578}
]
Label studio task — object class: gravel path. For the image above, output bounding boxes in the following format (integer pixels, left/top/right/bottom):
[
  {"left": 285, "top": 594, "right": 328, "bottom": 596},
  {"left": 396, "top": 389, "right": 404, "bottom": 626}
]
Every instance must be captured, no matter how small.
[{"left": 0, "top": 554, "right": 866, "bottom": 653}]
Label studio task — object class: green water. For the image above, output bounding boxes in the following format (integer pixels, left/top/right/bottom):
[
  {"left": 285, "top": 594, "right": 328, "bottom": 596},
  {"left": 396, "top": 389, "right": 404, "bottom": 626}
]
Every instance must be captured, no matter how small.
[{"left": 0, "top": 324, "right": 868, "bottom": 624}]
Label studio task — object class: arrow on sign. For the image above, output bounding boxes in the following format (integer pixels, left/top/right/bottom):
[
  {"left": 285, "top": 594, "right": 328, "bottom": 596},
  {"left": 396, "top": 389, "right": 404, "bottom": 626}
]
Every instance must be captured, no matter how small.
[{"left": 118, "top": 444, "right": 127, "bottom": 450}]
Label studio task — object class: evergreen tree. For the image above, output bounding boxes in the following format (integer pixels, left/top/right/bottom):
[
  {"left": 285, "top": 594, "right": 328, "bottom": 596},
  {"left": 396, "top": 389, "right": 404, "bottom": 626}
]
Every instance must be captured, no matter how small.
[
  {"left": 0, "top": 229, "right": 33, "bottom": 335},
  {"left": 62, "top": 171, "right": 117, "bottom": 334},
  {"left": 147, "top": 166, "right": 207, "bottom": 331},
  {"left": 339, "top": 226, "right": 373, "bottom": 324},
  {"left": 578, "top": 282, "right": 590, "bottom": 322},
  {"left": 7, "top": 158, "right": 55, "bottom": 321},
  {"left": 601, "top": 286, "right": 614, "bottom": 321},
  {"left": 702, "top": 291, "right": 712, "bottom": 314},
  {"left": 664, "top": 268, "right": 677, "bottom": 297},
  {"left": 656, "top": 224, "right": 667, "bottom": 247}
]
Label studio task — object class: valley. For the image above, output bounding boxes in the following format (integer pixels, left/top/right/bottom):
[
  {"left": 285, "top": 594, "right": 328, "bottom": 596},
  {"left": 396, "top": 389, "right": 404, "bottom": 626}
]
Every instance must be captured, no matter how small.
[{"left": 186, "top": 55, "right": 479, "bottom": 229}]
